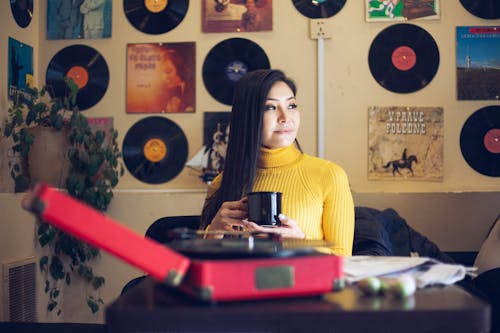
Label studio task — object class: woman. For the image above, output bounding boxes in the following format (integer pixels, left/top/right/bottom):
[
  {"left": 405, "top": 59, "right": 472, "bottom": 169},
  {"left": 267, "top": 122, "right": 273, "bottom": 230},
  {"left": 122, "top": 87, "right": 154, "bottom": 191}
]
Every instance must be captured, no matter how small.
[
  {"left": 200, "top": 69, "right": 354, "bottom": 256},
  {"left": 159, "top": 49, "right": 195, "bottom": 113}
]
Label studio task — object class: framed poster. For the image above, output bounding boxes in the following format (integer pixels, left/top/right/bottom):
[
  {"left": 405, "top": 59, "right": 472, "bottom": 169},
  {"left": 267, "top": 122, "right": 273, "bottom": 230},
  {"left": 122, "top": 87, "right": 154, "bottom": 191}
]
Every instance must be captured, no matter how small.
[
  {"left": 8, "top": 37, "right": 34, "bottom": 101},
  {"left": 456, "top": 26, "right": 500, "bottom": 101},
  {"left": 46, "top": 0, "right": 112, "bottom": 39},
  {"left": 365, "top": 0, "right": 440, "bottom": 22},
  {"left": 202, "top": 0, "right": 273, "bottom": 33},
  {"left": 186, "top": 112, "right": 231, "bottom": 183},
  {"left": 368, "top": 106, "right": 444, "bottom": 181},
  {"left": 87, "top": 117, "right": 114, "bottom": 148},
  {"left": 126, "top": 42, "right": 196, "bottom": 113}
]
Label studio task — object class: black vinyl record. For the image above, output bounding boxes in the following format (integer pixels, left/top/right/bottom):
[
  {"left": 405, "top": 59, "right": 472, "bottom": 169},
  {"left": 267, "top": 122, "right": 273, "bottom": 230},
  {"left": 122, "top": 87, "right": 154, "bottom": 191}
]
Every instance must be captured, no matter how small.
[
  {"left": 460, "top": 105, "right": 500, "bottom": 177},
  {"left": 368, "top": 23, "right": 439, "bottom": 94},
  {"left": 292, "top": 0, "right": 346, "bottom": 18},
  {"left": 123, "top": 116, "right": 188, "bottom": 184},
  {"left": 10, "top": 0, "right": 33, "bottom": 28},
  {"left": 46, "top": 45, "right": 109, "bottom": 110},
  {"left": 123, "top": 0, "right": 189, "bottom": 35},
  {"left": 459, "top": 0, "right": 500, "bottom": 20},
  {"left": 202, "top": 38, "right": 270, "bottom": 105}
]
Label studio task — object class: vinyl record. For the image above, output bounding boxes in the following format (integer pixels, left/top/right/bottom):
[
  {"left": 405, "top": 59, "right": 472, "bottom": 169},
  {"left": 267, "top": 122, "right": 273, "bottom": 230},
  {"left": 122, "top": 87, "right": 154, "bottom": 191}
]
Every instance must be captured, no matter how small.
[
  {"left": 460, "top": 105, "right": 500, "bottom": 177},
  {"left": 202, "top": 38, "right": 270, "bottom": 105},
  {"left": 10, "top": 0, "right": 33, "bottom": 28},
  {"left": 167, "top": 232, "right": 335, "bottom": 259},
  {"left": 123, "top": 116, "right": 188, "bottom": 184},
  {"left": 292, "top": 0, "right": 346, "bottom": 18},
  {"left": 368, "top": 23, "right": 439, "bottom": 94},
  {"left": 459, "top": 0, "right": 500, "bottom": 20},
  {"left": 46, "top": 45, "right": 109, "bottom": 110},
  {"left": 123, "top": 0, "right": 189, "bottom": 35}
]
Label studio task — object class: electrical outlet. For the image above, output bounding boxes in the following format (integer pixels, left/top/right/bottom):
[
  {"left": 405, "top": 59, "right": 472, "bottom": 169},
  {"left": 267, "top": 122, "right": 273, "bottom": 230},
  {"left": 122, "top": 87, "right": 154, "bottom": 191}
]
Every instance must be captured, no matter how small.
[{"left": 309, "top": 19, "right": 331, "bottom": 39}]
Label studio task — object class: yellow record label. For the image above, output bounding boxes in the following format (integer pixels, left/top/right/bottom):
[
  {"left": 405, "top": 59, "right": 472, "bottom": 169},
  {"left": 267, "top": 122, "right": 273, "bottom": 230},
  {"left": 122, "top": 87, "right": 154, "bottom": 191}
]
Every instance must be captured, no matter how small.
[
  {"left": 144, "top": 138, "right": 167, "bottom": 162},
  {"left": 144, "top": 0, "right": 168, "bottom": 13}
]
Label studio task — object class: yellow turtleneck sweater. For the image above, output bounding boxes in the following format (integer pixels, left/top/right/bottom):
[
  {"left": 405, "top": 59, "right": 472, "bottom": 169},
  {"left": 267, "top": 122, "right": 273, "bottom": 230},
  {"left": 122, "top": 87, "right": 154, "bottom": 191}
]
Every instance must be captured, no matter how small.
[{"left": 207, "top": 145, "right": 355, "bottom": 256}]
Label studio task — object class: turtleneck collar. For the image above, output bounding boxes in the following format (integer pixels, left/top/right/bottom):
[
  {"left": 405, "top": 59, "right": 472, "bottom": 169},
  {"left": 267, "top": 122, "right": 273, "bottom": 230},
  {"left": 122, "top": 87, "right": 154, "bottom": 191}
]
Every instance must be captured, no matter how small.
[{"left": 258, "top": 145, "right": 303, "bottom": 169}]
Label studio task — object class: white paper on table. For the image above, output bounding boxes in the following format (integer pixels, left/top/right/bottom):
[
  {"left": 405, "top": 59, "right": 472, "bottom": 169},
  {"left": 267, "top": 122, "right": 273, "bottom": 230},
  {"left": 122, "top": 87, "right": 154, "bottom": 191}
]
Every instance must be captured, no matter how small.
[{"left": 343, "top": 256, "right": 470, "bottom": 287}]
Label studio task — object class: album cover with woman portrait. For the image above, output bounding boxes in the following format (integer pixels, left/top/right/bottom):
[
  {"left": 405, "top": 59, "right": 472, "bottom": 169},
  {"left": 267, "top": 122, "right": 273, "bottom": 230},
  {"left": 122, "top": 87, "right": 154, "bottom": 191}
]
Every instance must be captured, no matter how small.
[
  {"left": 126, "top": 42, "right": 196, "bottom": 113},
  {"left": 202, "top": 0, "right": 273, "bottom": 33},
  {"left": 365, "top": 0, "right": 440, "bottom": 22},
  {"left": 46, "top": 0, "right": 112, "bottom": 39},
  {"left": 368, "top": 106, "right": 443, "bottom": 181},
  {"left": 8, "top": 37, "right": 34, "bottom": 101}
]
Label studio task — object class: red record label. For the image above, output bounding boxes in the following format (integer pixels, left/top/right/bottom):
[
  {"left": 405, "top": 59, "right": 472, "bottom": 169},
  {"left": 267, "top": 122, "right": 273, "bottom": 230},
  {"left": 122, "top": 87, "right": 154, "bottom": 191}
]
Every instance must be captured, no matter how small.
[
  {"left": 66, "top": 66, "right": 89, "bottom": 89},
  {"left": 484, "top": 129, "right": 500, "bottom": 154},
  {"left": 392, "top": 46, "right": 416, "bottom": 71}
]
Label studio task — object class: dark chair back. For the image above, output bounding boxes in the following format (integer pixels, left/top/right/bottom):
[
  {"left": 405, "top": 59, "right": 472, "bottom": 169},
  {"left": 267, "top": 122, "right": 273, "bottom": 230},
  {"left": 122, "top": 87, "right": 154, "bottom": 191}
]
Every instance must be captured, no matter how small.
[
  {"left": 145, "top": 215, "right": 201, "bottom": 243},
  {"left": 120, "top": 215, "right": 201, "bottom": 295}
]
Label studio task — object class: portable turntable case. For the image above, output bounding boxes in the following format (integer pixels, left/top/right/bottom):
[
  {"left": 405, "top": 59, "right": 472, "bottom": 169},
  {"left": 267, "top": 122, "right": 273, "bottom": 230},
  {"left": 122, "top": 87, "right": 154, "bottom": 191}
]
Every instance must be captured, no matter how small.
[{"left": 24, "top": 184, "right": 343, "bottom": 301}]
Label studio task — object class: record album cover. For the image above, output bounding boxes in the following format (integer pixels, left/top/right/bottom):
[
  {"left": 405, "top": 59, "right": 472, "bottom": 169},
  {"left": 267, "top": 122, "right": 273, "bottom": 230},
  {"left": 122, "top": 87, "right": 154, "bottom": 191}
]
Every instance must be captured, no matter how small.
[
  {"left": 202, "top": 0, "right": 273, "bottom": 33},
  {"left": 127, "top": 42, "right": 195, "bottom": 113},
  {"left": 8, "top": 37, "right": 34, "bottom": 101},
  {"left": 368, "top": 106, "right": 444, "bottom": 181},
  {"left": 366, "top": 0, "right": 440, "bottom": 22},
  {"left": 87, "top": 117, "right": 114, "bottom": 148},
  {"left": 46, "top": 0, "right": 112, "bottom": 39},
  {"left": 456, "top": 26, "right": 500, "bottom": 101},
  {"left": 186, "top": 112, "right": 231, "bottom": 183}
]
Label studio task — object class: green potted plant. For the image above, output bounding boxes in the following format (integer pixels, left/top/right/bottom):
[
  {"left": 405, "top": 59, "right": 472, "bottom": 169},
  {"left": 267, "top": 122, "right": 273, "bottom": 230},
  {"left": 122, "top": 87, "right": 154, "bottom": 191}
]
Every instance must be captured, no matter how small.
[{"left": 2, "top": 79, "right": 124, "bottom": 315}]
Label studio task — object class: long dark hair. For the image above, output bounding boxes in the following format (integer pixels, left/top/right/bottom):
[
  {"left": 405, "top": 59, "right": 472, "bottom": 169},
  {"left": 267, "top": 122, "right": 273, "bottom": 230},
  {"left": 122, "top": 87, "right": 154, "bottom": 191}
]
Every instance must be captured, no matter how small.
[{"left": 200, "top": 69, "right": 298, "bottom": 229}]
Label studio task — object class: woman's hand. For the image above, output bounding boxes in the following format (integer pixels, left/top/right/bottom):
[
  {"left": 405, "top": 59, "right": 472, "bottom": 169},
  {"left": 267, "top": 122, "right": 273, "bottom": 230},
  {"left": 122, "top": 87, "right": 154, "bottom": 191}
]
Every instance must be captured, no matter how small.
[
  {"left": 208, "top": 197, "right": 248, "bottom": 234},
  {"left": 242, "top": 214, "right": 306, "bottom": 239}
]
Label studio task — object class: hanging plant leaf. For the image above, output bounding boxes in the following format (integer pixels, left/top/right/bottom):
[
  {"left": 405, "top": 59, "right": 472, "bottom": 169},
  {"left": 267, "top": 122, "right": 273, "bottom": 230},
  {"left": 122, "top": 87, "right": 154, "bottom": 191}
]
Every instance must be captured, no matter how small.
[
  {"left": 49, "top": 256, "right": 65, "bottom": 280},
  {"left": 1, "top": 79, "right": 123, "bottom": 315}
]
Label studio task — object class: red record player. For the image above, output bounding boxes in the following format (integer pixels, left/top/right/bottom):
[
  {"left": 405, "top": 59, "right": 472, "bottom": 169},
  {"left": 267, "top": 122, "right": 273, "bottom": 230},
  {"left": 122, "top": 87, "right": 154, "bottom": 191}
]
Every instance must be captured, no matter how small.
[{"left": 23, "top": 184, "right": 344, "bottom": 302}]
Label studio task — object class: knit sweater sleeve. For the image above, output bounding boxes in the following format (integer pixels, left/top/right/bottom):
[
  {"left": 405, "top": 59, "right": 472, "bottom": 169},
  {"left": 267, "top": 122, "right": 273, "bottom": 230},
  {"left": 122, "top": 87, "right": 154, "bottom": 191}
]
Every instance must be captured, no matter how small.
[{"left": 322, "top": 163, "right": 355, "bottom": 256}]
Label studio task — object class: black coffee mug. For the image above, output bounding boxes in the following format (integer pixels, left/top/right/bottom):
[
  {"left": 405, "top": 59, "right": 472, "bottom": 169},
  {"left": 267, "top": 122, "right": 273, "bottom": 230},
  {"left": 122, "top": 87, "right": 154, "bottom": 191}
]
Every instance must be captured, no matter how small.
[{"left": 247, "top": 191, "right": 282, "bottom": 226}]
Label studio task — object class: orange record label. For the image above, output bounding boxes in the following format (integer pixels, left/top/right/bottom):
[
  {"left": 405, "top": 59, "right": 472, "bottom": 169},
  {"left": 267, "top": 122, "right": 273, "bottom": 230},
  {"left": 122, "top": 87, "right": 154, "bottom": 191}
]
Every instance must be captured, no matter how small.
[
  {"left": 144, "top": 138, "right": 167, "bottom": 162},
  {"left": 392, "top": 46, "right": 416, "bottom": 71},
  {"left": 484, "top": 129, "right": 500, "bottom": 154},
  {"left": 145, "top": 0, "right": 168, "bottom": 13},
  {"left": 66, "top": 66, "right": 89, "bottom": 89}
]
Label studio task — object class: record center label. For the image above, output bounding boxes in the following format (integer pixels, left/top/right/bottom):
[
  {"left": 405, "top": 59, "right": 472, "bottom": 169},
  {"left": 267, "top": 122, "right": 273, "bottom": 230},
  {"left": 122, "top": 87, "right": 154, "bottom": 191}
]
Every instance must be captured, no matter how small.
[
  {"left": 145, "top": 0, "right": 168, "bottom": 13},
  {"left": 484, "top": 129, "right": 500, "bottom": 154},
  {"left": 144, "top": 138, "right": 167, "bottom": 162},
  {"left": 392, "top": 46, "right": 416, "bottom": 71},
  {"left": 66, "top": 66, "right": 89, "bottom": 89},
  {"left": 226, "top": 61, "right": 248, "bottom": 82}
]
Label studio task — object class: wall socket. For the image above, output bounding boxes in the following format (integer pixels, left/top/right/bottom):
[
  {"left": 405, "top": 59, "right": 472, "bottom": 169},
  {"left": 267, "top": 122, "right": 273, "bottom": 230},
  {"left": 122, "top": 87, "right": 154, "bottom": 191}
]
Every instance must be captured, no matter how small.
[{"left": 309, "top": 19, "right": 332, "bottom": 39}]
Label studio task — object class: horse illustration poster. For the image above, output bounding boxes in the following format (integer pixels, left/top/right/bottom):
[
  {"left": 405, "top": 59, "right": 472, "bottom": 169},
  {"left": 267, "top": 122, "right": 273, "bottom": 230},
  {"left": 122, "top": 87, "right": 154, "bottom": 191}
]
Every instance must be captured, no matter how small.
[
  {"left": 365, "top": 0, "right": 440, "bottom": 22},
  {"left": 368, "top": 106, "right": 443, "bottom": 181},
  {"left": 126, "top": 42, "right": 195, "bottom": 113},
  {"left": 456, "top": 26, "right": 500, "bottom": 100}
]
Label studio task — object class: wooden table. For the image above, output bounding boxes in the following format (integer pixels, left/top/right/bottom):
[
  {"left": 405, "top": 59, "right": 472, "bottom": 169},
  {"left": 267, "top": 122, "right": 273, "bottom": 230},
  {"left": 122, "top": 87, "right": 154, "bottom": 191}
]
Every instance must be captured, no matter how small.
[{"left": 106, "top": 277, "right": 491, "bottom": 333}]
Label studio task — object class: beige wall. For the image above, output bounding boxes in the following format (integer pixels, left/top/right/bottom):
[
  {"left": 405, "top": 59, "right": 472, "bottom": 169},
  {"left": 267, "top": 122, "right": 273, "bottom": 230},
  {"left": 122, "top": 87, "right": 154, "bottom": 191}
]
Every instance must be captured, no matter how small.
[{"left": 0, "top": 0, "right": 499, "bottom": 323}]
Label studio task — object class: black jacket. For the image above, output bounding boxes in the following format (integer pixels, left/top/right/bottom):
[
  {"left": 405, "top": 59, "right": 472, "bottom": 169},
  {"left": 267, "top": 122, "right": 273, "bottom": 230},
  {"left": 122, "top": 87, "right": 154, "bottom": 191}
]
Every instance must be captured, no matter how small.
[{"left": 353, "top": 206, "right": 454, "bottom": 263}]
